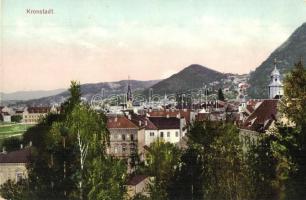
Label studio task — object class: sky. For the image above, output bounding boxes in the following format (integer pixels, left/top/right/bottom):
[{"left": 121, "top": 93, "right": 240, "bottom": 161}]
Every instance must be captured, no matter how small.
[{"left": 1, "top": 0, "right": 306, "bottom": 92}]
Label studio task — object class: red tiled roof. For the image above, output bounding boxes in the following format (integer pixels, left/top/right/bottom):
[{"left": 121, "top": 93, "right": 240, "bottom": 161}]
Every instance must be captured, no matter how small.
[
  {"left": 28, "top": 107, "right": 50, "bottom": 114},
  {"left": 0, "top": 148, "right": 31, "bottom": 163},
  {"left": 107, "top": 116, "right": 139, "bottom": 129},
  {"left": 148, "top": 109, "right": 192, "bottom": 123},
  {"left": 148, "top": 117, "right": 180, "bottom": 130},
  {"left": 243, "top": 99, "right": 278, "bottom": 132},
  {"left": 129, "top": 114, "right": 158, "bottom": 130},
  {"left": 127, "top": 175, "right": 148, "bottom": 186}
]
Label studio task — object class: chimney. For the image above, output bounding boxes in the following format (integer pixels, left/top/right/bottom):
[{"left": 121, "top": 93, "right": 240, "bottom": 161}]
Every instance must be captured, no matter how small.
[
  {"left": 128, "top": 114, "right": 131, "bottom": 120},
  {"left": 139, "top": 120, "right": 142, "bottom": 126},
  {"left": 145, "top": 120, "right": 148, "bottom": 126},
  {"left": 115, "top": 117, "right": 118, "bottom": 122}
]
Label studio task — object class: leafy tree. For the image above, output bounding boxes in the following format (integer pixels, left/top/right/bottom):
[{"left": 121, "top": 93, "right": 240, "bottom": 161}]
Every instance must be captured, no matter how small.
[
  {"left": 87, "top": 157, "right": 127, "bottom": 200},
  {"left": 1, "top": 137, "right": 22, "bottom": 152},
  {"left": 0, "top": 179, "right": 32, "bottom": 200},
  {"left": 11, "top": 115, "right": 22, "bottom": 123},
  {"left": 1, "top": 81, "right": 127, "bottom": 200},
  {"left": 217, "top": 88, "right": 225, "bottom": 101},
  {"left": 281, "top": 60, "right": 306, "bottom": 128},
  {"left": 144, "top": 139, "right": 181, "bottom": 199},
  {"left": 169, "top": 121, "right": 251, "bottom": 200},
  {"left": 167, "top": 147, "right": 205, "bottom": 200},
  {"left": 279, "top": 60, "right": 306, "bottom": 199},
  {"left": 246, "top": 125, "right": 293, "bottom": 200}
]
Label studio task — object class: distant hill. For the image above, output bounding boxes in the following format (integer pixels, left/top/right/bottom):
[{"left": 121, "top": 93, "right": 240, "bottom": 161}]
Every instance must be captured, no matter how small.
[
  {"left": 146, "top": 64, "right": 226, "bottom": 95},
  {"left": 23, "top": 80, "right": 160, "bottom": 106},
  {"left": 248, "top": 22, "right": 306, "bottom": 98},
  {"left": 0, "top": 89, "right": 66, "bottom": 101}
]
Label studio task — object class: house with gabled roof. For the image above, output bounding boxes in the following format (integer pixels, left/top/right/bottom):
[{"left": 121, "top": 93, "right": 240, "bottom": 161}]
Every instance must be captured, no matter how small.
[{"left": 0, "top": 148, "right": 31, "bottom": 185}]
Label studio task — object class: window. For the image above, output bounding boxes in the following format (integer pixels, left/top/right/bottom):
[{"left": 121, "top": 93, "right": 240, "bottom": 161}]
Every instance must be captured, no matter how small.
[
  {"left": 175, "top": 131, "right": 179, "bottom": 137},
  {"left": 16, "top": 172, "right": 23, "bottom": 182},
  {"left": 122, "top": 146, "right": 126, "bottom": 152},
  {"left": 131, "top": 134, "right": 134, "bottom": 141},
  {"left": 122, "top": 134, "right": 125, "bottom": 141},
  {"left": 160, "top": 132, "right": 164, "bottom": 137},
  {"left": 150, "top": 132, "right": 154, "bottom": 137},
  {"left": 167, "top": 132, "right": 170, "bottom": 137}
]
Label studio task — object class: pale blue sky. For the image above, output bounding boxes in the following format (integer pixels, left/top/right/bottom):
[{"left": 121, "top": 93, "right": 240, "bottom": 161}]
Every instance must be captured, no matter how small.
[{"left": 2, "top": 0, "right": 306, "bottom": 92}]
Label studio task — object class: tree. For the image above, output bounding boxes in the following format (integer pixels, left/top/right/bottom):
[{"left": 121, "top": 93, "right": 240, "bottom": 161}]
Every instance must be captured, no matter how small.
[
  {"left": 2, "top": 81, "right": 127, "bottom": 200},
  {"left": 0, "top": 179, "right": 32, "bottom": 200},
  {"left": 279, "top": 60, "right": 306, "bottom": 199},
  {"left": 1, "top": 137, "right": 22, "bottom": 152},
  {"left": 218, "top": 88, "right": 225, "bottom": 101},
  {"left": 169, "top": 121, "right": 251, "bottom": 200},
  {"left": 88, "top": 157, "right": 127, "bottom": 200},
  {"left": 281, "top": 60, "right": 306, "bottom": 128},
  {"left": 167, "top": 147, "right": 205, "bottom": 200},
  {"left": 11, "top": 115, "right": 22, "bottom": 123},
  {"left": 246, "top": 125, "right": 293, "bottom": 200},
  {"left": 144, "top": 139, "right": 181, "bottom": 199}
]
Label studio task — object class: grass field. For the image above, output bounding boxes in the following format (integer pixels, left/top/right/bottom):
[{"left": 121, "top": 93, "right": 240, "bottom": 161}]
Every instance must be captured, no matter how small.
[{"left": 0, "top": 123, "right": 33, "bottom": 140}]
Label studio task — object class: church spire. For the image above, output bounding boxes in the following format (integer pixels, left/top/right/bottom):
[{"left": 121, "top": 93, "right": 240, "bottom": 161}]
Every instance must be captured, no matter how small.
[
  {"left": 127, "top": 75, "right": 132, "bottom": 101},
  {"left": 268, "top": 58, "right": 283, "bottom": 99}
]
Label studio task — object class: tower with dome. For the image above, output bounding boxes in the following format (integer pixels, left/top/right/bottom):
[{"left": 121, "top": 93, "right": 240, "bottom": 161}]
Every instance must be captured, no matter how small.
[{"left": 268, "top": 59, "right": 284, "bottom": 99}]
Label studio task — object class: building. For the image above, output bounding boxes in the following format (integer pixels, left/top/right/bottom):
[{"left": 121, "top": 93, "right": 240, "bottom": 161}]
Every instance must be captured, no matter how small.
[
  {"left": 0, "top": 148, "right": 31, "bottom": 185},
  {"left": 126, "top": 175, "right": 151, "bottom": 198},
  {"left": 107, "top": 115, "right": 145, "bottom": 160},
  {"left": 144, "top": 116, "right": 182, "bottom": 146},
  {"left": 22, "top": 107, "right": 51, "bottom": 124},
  {"left": 268, "top": 60, "right": 283, "bottom": 99},
  {"left": 242, "top": 99, "right": 278, "bottom": 133}
]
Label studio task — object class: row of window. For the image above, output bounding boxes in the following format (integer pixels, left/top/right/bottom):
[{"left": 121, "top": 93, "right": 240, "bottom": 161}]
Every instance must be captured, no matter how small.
[
  {"left": 111, "top": 134, "right": 135, "bottom": 141},
  {"left": 24, "top": 114, "right": 42, "bottom": 119},
  {"left": 112, "top": 144, "right": 136, "bottom": 154},
  {"left": 149, "top": 131, "right": 179, "bottom": 137},
  {"left": 24, "top": 119, "right": 38, "bottom": 123}
]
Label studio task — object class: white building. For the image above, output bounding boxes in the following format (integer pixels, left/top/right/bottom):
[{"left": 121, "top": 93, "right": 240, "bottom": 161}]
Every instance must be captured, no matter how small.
[
  {"left": 268, "top": 63, "right": 283, "bottom": 99},
  {"left": 144, "top": 117, "right": 183, "bottom": 146}
]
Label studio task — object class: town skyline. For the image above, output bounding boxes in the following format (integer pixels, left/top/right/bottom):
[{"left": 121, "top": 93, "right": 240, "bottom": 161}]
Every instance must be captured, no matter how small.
[{"left": 2, "top": 0, "right": 306, "bottom": 93}]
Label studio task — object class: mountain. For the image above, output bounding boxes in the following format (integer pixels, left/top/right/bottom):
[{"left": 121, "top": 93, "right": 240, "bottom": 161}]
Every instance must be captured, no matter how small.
[
  {"left": 0, "top": 89, "right": 66, "bottom": 101},
  {"left": 23, "top": 80, "right": 160, "bottom": 106},
  {"left": 248, "top": 22, "right": 306, "bottom": 98},
  {"left": 146, "top": 64, "right": 226, "bottom": 95}
]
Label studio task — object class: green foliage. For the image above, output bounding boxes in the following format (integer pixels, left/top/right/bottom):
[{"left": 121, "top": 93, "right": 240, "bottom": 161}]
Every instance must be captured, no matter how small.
[
  {"left": 88, "top": 157, "right": 127, "bottom": 200},
  {"left": 1, "top": 136, "right": 22, "bottom": 152},
  {"left": 278, "top": 60, "right": 306, "bottom": 199},
  {"left": 0, "top": 179, "right": 32, "bottom": 200},
  {"left": 11, "top": 115, "right": 23, "bottom": 123},
  {"left": 14, "top": 81, "right": 126, "bottom": 200},
  {"left": 217, "top": 88, "right": 225, "bottom": 101},
  {"left": 281, "top": 60, "right": 306, "bottom": 128},
  {"left": 144, "top": 139, "right": 181, "bottom": 199},
  {"left": 168, "top": 121, "right": 251, "bottom": 200}
]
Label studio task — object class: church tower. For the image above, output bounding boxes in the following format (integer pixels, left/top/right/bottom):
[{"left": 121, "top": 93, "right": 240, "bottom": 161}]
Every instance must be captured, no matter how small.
[
  {"left": 268, "top": 59, "right": 283, "bottom": 99},
  {"left": 126, "top": 76, "right": 133, "bottom": 109}
]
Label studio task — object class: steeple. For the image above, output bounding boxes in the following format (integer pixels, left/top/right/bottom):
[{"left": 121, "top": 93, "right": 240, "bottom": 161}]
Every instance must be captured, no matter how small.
[
  {"left": 127, "top": 76, "right": 132, "bottom": 101},
  {"left": 126, "top": 76, "right": 133, "bottom": 109},
  {"left": 268, "top": 58, "right": 283, "bottom": 99}
]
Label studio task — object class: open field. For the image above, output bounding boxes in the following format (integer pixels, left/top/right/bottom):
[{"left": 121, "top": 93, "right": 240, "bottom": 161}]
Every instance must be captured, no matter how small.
[{"left": 0, "top": 123, "right": 33, "bottom": 141}]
